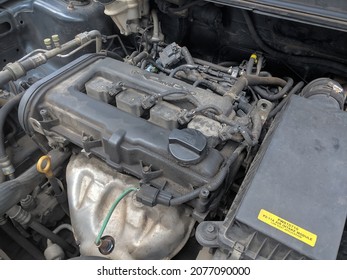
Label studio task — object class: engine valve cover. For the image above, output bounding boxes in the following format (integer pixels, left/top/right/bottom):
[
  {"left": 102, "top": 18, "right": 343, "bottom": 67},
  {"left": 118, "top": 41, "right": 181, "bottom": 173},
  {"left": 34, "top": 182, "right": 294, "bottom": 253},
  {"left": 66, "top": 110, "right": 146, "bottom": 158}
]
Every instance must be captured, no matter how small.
[{"left": 18, "top": 54, "right": 233, "bottom": 210}]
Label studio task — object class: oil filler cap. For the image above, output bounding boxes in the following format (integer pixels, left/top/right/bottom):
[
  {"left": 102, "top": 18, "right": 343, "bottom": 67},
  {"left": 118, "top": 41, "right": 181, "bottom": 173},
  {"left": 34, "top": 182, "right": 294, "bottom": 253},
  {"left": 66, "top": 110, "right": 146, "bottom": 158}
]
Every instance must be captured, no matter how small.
[{"left": 168, "top": 128, "right": 207, "bottom": 164}]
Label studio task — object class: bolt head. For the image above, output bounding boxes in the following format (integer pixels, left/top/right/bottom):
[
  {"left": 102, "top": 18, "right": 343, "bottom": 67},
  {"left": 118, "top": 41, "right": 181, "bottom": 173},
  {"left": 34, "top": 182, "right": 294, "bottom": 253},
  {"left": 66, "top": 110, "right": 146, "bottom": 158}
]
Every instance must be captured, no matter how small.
[{"left": 206, "top": 224, "right": 215, "bottom": 233}]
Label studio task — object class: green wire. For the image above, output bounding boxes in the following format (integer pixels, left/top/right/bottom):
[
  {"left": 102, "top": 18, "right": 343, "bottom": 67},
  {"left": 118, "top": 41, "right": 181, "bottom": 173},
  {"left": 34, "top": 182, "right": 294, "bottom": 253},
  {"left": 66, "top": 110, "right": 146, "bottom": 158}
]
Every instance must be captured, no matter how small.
[{"left": 95, "top": 187, "right": 138, "bottom": 246}]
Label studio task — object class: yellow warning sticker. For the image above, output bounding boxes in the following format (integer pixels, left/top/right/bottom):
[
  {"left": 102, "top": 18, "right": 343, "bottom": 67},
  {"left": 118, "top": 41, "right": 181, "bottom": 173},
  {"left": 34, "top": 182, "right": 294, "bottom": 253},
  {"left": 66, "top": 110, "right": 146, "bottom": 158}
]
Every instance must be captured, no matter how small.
[{"left": 258, "top": 209, "right": 317, "bottom": 247}]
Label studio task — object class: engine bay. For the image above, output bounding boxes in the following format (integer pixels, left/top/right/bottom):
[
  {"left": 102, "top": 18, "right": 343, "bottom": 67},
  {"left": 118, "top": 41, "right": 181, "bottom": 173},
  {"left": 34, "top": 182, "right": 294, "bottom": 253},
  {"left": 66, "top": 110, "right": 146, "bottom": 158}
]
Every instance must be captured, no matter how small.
[{"left": 0, "top": 0, "right": 346, "bottom": 260}]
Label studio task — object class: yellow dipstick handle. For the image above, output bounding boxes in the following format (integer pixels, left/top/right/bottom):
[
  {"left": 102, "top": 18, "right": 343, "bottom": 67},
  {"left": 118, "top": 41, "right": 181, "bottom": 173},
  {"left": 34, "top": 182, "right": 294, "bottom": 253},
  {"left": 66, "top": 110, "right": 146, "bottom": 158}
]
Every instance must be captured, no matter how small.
[
  {"left": 37, "top": 155, "right": 54, "bottom": 178},
  {"left": 250, "top": 53, "right": 258, "bottom": 63}
]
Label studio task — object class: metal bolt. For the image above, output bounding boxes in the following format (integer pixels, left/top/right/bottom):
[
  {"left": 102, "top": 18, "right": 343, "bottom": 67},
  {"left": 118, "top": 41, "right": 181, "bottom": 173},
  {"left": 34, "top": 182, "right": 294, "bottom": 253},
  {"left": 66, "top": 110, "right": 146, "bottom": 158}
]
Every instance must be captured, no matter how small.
[
  {"left": 199, "top": 188, "right": 210, "bottom": 199},
  {"left": 206, "top": 224, "right": 215, "bottom": 233},
  {"left": 21, "top": 195, "right": 32, "bottom": 204},
  {"left": 98, "top": 236, "right": 115, "bottom": 255},
  {"left": 40, "top": 109, "right": 50, "bottom": 121},
  {"left": 143, "top": 166, "right": 150, "bottom": 173}
]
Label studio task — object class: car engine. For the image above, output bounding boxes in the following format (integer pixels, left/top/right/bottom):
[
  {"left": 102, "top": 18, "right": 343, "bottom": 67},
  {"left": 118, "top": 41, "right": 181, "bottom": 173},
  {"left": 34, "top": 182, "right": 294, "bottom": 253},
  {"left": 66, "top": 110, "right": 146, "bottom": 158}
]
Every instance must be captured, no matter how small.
[{"left": 0, "top": 0, "right": 346, "bottom": 260}]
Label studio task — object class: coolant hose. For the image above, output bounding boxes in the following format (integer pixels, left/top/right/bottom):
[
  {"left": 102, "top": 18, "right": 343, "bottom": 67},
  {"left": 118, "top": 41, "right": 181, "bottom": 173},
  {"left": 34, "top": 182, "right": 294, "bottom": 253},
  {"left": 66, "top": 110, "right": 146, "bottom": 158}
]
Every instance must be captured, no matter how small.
[
  {"left": 225, "top": 75, "right": 287, "bottom": 98},
  {"left": 253, "top": 77, "right": 294, "bottom": 101},
  {"left": 47, "top": 224, "right": 73, "bottom": 247},
  {"left": 181, "top": 47, "right": 195, "bottom": 65},
  {"left": 105, "top": 51, "right": 123, "bottom": 61},
  {"left": 29, "top": 220, "right": 75, "bottom": 253},
  {"left": 0, "top": 149, "right": 71, "bottom": 215},
  {"left": 246, "top": 57, "right": 255, "bottom": 75},
  {"left": 256, "top": 55, "right": 263, "bottom": 75},
  {"left": 132, "top": 51, "right": 149, "bottom": 65},
  {"left": 151, "top": 10, "right": 160, "bottom": 42},
  {"left": 169, "top": 64, "right": 198, "bottom": 78},
  {"left": 0, "top": 93, "right": 23, "bottom": 159},
  {"left": 181, "top": 47, "right": 202, "bottom": 79},
  {"left": 193, "top": 79, "right": 227, "bottom": 95},
  {"left": 0, "top": 70, "right": 12, "bottom": 88},
  {"left": 268, "top": 81, "right": 305, "bottom": 118}
]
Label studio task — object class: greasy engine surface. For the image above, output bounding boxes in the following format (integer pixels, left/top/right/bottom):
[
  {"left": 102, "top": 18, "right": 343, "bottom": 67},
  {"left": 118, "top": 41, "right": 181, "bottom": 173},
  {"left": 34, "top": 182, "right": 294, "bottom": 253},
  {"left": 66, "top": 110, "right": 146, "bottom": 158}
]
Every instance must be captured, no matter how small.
[
  {"left": 0, "top": 0, "right": 346, "bottom": 260},
  {"left": 19, "top": 55, "right": 230, "bottom": 211}
]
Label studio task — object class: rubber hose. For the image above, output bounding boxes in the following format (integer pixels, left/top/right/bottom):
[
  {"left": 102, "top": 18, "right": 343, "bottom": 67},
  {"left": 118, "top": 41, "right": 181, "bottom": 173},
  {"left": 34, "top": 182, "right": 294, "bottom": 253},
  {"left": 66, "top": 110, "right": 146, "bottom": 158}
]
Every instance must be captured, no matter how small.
[
  {"left": 140, "top": 59, "right": 147, "bottom": 69},
  {"left": 151, "top": 10, "right": 160, "bottom": 41},
  {"left": 250, "top": 113, "right": 263, "bottom": 145},
  {"left": 163, "top": 94, "right": 200, "bottom": 107},
  {"left": 158, "top": 89, "right": 190, "bottom": 97},
  {"left": 246, "top": 75, "right": 287, "bottom": 87},
  {"left": 29, "top": 220, "right": 75, "bottom": 253},
  {"left": 246, "top": 57, "right": 255, "bottom": 75},
  {"left": 0, "top": 98, "right": 8, "bottom": 107},
  {"left": 0, "top": 93, "right": 23, "bottom": 159},
  {"left": 237, "top": 101, "right": 252, "bottom": 114},
  {"left": 145, "top": 58, "right": 171, "bottom": 74},
  {"left": 259, "top": 71, "right": 272, "bottom": 77},
  {"left": 181, "top": 47, "right": 202, "bottom": 79},
  {"left": 169, "top": 188, "right": 202, "bottom": 206},
  {"left": 194, "top": 58, "right": 230, "bottom": 73},
  {"left": 128, "top": 51, "right": 139, "bottom": 60},
  {"left": 169, "top": 64, "right": 198, "bottom": 78},
  {"left": 193, "top": 79, "right": 227, "bottom": 95},
  {"left": 53, "top": 223, "right": 73, "bottom": 234},
  {"left": 300, "top": 78, "right": 345, "bottom": 108},
  {"left": 132, "top": 51, "right": 149, "bottom": 65},
  {"left": 0, "top": 69, "right": 13, "bottom": 88},
  {"left": 181, "top": 47, "right": 195, "bottom": 65},
  {"left": 226, "top": 75, "right": 287, "bottom": 98},
  {"left": 256, "top": 56, "right": 263, "bottom": 75},
  {"left": 253, "top": 77, "right": 294, "bottom": 101},
  {"left": 4, "top": 117, "right": 17, "bottom": 145},
  {"left": 268, "top": 81, "right": 305, "bottom": 118},
  {"left": 0, "top": 149, "right": 71, "bottom": 215},
  {"left": 0, "top": 170, "right": 4, "bottom": 183},
  {"left": 105, "top": 51, "right": 123, "bottom": 61}
]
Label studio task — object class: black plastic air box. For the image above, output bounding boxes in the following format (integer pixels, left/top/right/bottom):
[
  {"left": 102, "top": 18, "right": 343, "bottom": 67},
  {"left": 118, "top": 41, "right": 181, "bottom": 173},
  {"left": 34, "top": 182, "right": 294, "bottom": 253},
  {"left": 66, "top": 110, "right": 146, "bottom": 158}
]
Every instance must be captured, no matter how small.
[
  {"left": 197, "top": 94, "right": 347, "bottom": 259},
  {"left": 234, "top": 94, "right": 347, "bottom": 259}
]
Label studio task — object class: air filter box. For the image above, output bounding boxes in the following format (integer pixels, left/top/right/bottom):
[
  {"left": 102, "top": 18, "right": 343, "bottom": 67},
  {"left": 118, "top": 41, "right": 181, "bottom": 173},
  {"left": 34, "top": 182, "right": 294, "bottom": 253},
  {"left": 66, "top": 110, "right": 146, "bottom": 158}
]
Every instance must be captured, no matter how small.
[{"left": 197, "top": 94, "right": 347, "bottom": 259}]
